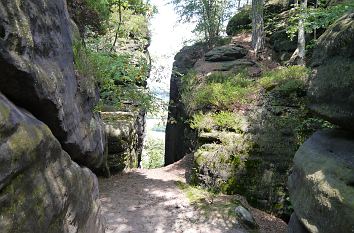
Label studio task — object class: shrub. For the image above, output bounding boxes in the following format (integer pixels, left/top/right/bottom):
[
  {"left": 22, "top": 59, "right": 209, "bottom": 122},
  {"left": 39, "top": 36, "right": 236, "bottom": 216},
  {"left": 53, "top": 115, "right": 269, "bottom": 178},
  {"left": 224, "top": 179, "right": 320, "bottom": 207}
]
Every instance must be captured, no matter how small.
[
  {"left": 73, "top": 42, "right": 157, "bottom": 112},
  {"left": 259, "top": 65, "right": 309, "bottom": 91},
  {"left": 182, "top": 71, "right": 255, "bottom": 113},
  {"left": 142, "top": 138, "right": 165, "bottom": 168},
  {"left": 190, "top": 111, "right": 243, "bottom": 132}
]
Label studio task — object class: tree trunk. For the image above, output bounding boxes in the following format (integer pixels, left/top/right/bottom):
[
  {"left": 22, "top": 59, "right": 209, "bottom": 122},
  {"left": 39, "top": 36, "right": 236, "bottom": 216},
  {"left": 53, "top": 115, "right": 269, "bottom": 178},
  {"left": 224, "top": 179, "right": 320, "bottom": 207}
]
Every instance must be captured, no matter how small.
[
  {"left": 111, "top": 0, "right": 122, "bottom": 52},
  {"left": 296, "top": 0, "right": 307, "bottom": 65},
  {"left": 251, "top": 0, "right": 265, "bottom": 54}
]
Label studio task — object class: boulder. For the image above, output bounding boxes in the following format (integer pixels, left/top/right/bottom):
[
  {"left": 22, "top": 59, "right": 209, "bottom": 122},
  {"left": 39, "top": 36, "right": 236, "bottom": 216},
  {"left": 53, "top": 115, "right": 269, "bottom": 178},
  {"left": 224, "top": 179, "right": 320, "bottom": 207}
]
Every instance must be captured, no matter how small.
[
  {"left": 308, "top": 12, "right": 354, "bottom": 130},
  {"left": 0, "top": 93, "right": 104, "bottom": 233},
  {"left": 270, "top": 30, "right": 297, "bottom": 53},
  {"left": 288, "top": 129, "right": 354, "bottom": 233},
  {"left": 0, "top": 0, "right": 105, "bottom": 169},
  {"left": 205, "top": 45, "right": 248, "bottom": 62},
  {"left": 235, "top": 206, "right": 258, "bottom": 229},
  {"left": 226, "top": 7, "right": 252, "bottom": 36}
]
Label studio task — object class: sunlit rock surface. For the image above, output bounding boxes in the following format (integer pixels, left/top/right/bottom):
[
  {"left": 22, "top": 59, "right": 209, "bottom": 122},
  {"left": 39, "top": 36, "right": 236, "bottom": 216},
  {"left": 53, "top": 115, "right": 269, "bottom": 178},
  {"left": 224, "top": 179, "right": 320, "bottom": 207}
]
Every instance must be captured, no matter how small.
[{"left": 288, "top": 129, "right": 354, "bottom": 233}]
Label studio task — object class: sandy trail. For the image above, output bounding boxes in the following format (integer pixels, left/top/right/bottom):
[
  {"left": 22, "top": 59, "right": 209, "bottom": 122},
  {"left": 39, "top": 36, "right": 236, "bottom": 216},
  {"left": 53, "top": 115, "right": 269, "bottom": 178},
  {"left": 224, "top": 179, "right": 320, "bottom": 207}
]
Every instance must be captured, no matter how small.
[{"left": 99, "top": 156, "right": 287, "bottom": 233}]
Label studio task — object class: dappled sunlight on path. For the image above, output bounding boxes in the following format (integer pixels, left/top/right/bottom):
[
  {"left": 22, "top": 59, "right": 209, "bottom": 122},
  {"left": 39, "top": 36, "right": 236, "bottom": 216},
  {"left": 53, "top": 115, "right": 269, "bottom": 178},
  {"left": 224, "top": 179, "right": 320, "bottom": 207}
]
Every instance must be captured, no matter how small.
[{"left": 99, "top": 156, "right": 247, "bottom": 233}]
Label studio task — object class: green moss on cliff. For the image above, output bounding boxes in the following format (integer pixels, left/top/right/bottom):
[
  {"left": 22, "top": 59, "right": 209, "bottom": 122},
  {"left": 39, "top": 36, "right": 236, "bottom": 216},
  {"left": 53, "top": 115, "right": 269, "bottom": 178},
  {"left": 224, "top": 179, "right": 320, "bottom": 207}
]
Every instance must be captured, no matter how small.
[{"left": 183, "top": 65, "right": 332, "bottom": 218}]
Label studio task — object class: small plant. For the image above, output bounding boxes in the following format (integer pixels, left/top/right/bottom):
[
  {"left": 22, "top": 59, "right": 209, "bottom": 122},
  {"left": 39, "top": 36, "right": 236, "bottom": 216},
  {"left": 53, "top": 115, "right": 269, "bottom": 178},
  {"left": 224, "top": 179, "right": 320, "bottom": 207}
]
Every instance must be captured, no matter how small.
[
  {"left": 181, "top": 71, "right": 255, "bottom": 113},
  {"left": 190, "top": 113, "right": 214, "bottom": 132},
  {"left": 176, "top": 181, "right": 216, "bottom": 203},
  {"left": 190, "top": 111, "right": 243, "bottom": 132},
  {"left": 142, "top": 138, "right": 165, "bottom": 169},
  {"left": 213, "top": 111, "right": 242, "bottom": 132},
  {"left": 295, "top": 118, "right": 334, "bottom": 144},
  {"left": 73, "top": 42, "right": 158, "bottom": 112},
  {"left": 259, "top": 65, "right": 309, "bottom": 91}
]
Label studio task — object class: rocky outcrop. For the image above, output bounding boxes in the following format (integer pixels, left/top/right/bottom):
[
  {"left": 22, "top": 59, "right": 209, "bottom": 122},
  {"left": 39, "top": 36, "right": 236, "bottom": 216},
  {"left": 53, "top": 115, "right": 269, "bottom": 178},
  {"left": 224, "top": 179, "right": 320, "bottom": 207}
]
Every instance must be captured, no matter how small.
[
  {"left": 0, "top": 0, "right": 105, "bottom": 169},
  {"left": 167, "top": 37, "right": 313, "bottom": 219},
  {"left": 288, "top": 130, "right": 354, "bottom": 233},
  {"left": 100, "top": 111, "right": 145, "bottom": 174},
  {"left": 0, "top": 93, "right": 104, "bottom": 233},
  {"left": 205, "top": 45, "right": 248, "bottom": 62},
  {"left": 165, "top": 43, "right": 208, "bottom": 165},
  {"left": 226, "top": 7, "right": 252, "bottom": 36},
  {"left": 287, "top": 213, "right": 309, "bottom": 233},
  {"left": 288, "top": 13, "right": 354, "bottom": 233},
  {"left": 308, "top": 12, "right": 354, "bottom": 131}
]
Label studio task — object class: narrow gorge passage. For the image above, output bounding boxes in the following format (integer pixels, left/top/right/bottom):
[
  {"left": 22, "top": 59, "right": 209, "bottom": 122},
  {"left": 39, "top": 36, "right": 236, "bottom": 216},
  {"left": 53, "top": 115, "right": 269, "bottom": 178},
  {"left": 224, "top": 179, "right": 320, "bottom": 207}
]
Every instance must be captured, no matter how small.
[
  {"left": 99, "top": 156, "right": 287, "bottom": 233},
  {"left": 98, "top": 156, "right": 211, "bottom": 233}
]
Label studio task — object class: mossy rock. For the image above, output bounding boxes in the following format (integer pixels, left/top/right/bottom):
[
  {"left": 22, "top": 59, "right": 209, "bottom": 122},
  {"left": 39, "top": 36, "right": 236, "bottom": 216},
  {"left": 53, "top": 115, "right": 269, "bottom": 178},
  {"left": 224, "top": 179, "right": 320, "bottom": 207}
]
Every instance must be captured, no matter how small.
[
  {"left": 309, "top": 12, "right": 354, "bottom": 130},
  {"left": 0, "top": 93, "right": 104, "bottom": 233},
  {"left": 270, "top": 30, "right": 297, "bottom": 53},
  {"left": 226, "top": 7, "right": 252, "bottom": 36}
]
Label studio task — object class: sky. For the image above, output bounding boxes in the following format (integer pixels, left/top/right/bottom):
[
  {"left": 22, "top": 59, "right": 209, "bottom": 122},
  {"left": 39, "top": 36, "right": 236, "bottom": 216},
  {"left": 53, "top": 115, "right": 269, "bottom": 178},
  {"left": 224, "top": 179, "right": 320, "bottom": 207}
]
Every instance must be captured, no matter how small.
[{"left": 148, "top": 0, "right": 195, "bottom": 97}]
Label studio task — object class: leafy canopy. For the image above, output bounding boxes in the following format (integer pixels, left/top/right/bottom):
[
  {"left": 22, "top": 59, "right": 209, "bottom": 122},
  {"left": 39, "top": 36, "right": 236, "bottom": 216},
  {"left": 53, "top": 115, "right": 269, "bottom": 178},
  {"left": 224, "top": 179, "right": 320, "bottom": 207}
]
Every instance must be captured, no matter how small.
[{"left": 171, "top": 0, "right": 235, "bottom": 45}]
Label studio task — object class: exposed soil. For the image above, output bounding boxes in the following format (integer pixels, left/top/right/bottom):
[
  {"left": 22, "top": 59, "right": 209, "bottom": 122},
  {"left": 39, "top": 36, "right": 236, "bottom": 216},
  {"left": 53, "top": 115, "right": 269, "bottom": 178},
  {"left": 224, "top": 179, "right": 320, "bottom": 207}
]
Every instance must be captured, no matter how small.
[{"left": 99, "top": 155, "right": 287, "bottom": 233}]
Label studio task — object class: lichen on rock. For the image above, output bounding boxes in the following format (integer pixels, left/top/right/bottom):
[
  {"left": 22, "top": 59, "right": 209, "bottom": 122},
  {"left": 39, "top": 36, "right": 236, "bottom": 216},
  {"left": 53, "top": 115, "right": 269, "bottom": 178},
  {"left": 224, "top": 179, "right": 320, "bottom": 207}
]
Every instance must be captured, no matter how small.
[{"left": 0, "top": 93, "right": 105, "bottom": 233}]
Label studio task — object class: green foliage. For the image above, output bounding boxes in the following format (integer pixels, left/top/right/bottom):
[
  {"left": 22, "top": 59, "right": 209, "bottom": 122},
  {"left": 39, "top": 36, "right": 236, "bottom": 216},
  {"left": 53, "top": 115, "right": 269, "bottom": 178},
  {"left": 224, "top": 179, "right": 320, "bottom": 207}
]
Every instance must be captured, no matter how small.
[
  {"left": 110, "top": 0, "right": 156, "bottom": 15},
  {"left": 116, "top": 9, "right": 149, "bottom": 39},
  {"left": 181, "top": 71, "right": 255, "bottom": 113},
  {"left": 142, "top": 138, "right": 165, "bottom": 169},
  {"left": 86, "top": 0, "right": 111, "bottom": 19},
  {"left": 286, "top": 0, "right": 354, "bottom": 40},
  {"left": 182, "top": 66, "right": 309, "bottom": 115},
  {"left": 176, "top": 181, "right": 216, "bottom": 203},
  {"left": 190, "top": 111, "right": 243, "bottom": 132},
  {"left": 259, "top": 65, "right": 309, "bottom": 90},
  {"left": 171, "top": 0, "right": 235, "bottom": 45},
  {"left": 73, "top": 42, "right": 157, "bottom": 112},
  {"left": 295, "top": 118, "right": 334, "bottom": 144}
]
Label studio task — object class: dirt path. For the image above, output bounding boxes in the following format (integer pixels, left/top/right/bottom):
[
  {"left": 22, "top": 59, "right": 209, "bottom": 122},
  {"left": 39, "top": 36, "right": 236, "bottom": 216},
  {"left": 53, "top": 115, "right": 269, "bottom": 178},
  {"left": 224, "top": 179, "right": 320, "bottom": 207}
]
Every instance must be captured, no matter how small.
[{"left": 99, "top": 156, "right": 287, "bottom": 233}]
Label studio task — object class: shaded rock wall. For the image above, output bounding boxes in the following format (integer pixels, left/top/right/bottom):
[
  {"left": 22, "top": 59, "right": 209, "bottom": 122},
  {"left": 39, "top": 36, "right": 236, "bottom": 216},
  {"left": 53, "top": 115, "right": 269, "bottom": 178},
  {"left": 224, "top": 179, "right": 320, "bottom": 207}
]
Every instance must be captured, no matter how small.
[
  {"left": 0, "top": 93, "right": 104, "bottom": 233},
  {"left": 100, "top": 111, "right": 146, "bottom": 174},
  {"left": 165, "top": 43, "right": 208, "bottom": 165},
  {"left": 308, "top": 12, "right": 354, "bottom": 131},
  {"left": 0, "top": 0, "right": 105, "bottom": 232},
  {"left": 0, "top": 0, "right": 105, "bottom": 169}
]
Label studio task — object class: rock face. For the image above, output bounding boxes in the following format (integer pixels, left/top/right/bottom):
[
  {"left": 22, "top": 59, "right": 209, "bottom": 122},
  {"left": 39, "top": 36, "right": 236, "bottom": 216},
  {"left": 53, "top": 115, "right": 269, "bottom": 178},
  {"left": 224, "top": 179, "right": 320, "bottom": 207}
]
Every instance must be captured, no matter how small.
[
  {"left": 287, "top": 13, "right": 354, "bottom": 233},
  {"left": 205, "top": 45, "right": 248, "bottom": 62},
  {"left": 165, "top": 43, "right": 208, "bottom": 165},
  {"left": 0, "top": 93, "right": 105, "bottom": 233},
  {"left": 101, "top": 111, "right": 145, "bottom": 173},
  {"left": 270, "top": 30, "right": 297, "bottom": 54},
  {"left": 288, "top": 129, "right": 354, "bottom": 233},
  {"left": 168, "top": 39, "right": 312, "bottom": 218},
  {"left": 308, "top": 12, "right": 354, "bottom": 131},
  {"left": 287, "top": 213, "right": 310, "bottom": 233},
  {"left": 0, "top": 0, "right": 105, "bottom": 169}
]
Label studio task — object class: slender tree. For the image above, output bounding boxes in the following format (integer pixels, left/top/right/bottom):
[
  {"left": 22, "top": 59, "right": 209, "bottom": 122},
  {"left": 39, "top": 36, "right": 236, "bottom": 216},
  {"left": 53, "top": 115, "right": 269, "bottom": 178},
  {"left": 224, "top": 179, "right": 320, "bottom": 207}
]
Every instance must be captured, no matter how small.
[
  {"left": 297, "top": 0, "right": 307, "bottom": 65},
  {"left": 288, "top": 0, "right": 307, "bottom": 65},
  {"left": 171, "top": 0, "right": 234, "bottom": 46},
  {"left": 251, "top": 0, "right": 264, "bottom": 54}
]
